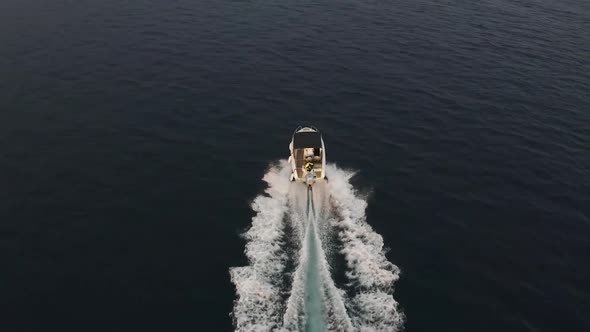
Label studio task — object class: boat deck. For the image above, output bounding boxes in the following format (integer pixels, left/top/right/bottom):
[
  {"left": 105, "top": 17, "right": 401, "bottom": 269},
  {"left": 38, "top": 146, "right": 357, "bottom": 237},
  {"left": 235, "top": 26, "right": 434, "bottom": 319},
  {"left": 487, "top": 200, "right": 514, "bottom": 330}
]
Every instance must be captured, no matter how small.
[{"left": 294, "top": 148, "right": 322, "bottom": 179}]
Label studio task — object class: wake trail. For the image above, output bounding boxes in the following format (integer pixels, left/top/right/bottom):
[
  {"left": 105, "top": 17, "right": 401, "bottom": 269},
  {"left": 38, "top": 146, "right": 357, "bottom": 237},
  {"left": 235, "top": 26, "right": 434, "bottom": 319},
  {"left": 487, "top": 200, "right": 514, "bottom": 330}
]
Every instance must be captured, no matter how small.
[
  {"left": 229, "top": 163, "right": 291, "bottom": 331},
  {"left": 230, "top": 161, "right": 403, "bottom": 332},
  {"left": 283, "top": 183, "right": 352, "bottom": 332},
  {"left": 303, "top": 186, "right": 326, "bottom": 332},
  {"left": 326, "top": 164, "right": 404, "bottom": 331}
]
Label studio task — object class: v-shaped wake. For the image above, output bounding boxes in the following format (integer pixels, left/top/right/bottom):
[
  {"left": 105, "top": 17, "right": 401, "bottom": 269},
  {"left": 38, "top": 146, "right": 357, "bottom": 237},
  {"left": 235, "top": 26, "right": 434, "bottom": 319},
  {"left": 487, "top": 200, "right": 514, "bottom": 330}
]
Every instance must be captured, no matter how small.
[{"left": 230, "top": 161, "right": 404, "bottom": 332}]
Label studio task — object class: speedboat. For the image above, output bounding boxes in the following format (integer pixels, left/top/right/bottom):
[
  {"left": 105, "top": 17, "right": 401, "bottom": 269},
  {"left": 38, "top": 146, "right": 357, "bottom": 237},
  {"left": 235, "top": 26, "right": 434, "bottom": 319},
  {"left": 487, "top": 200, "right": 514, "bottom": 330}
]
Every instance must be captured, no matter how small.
[{"left": 288, "top": 126, "right": 327, "bottom": 185}]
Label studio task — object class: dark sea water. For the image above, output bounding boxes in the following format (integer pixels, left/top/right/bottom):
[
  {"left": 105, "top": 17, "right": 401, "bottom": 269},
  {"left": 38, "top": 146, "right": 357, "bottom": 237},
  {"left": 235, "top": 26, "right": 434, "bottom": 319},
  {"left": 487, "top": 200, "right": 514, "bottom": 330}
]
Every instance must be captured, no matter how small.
[{"left": 1, "top": 0, "right": 590, "bottom": 331}]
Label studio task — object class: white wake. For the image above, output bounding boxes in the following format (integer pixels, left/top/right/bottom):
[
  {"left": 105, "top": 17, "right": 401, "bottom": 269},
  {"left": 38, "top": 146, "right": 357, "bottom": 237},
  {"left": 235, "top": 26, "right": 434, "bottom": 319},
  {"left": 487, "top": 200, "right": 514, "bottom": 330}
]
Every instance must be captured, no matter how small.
[
  {"left": 230, "top": 161, "right": 404, "bottom": 332},
  {"left": 282, "top": 182, "right": 353, "bottom": 332},
  {"left": 325, "top": 164, "right": 404, "bottom": 331},
  {"left": 229, "top": 163, "right": 291, "bottom": 331}
]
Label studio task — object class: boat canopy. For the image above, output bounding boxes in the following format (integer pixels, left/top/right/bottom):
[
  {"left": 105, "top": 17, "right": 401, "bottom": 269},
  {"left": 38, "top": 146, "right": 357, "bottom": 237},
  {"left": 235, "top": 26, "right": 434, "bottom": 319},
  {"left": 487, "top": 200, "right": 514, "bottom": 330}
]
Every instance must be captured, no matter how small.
[{"left": 293, "top": 131, "right": 322, "bottom": 149}]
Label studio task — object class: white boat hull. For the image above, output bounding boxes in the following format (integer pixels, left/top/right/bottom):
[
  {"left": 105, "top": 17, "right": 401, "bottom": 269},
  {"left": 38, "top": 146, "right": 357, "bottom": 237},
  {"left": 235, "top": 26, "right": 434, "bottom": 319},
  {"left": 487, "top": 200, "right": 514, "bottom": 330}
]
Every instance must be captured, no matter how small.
[{"left": 288, "top": 126, "right": 326, "bottom": 185}]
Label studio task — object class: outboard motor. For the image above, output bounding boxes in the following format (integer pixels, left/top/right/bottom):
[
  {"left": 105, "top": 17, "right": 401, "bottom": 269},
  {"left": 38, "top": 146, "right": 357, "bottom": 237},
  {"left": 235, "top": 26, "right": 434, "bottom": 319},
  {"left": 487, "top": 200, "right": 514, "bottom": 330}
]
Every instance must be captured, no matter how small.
[{"left": 305, "top": 172, "right": 315, "bottom": 186}]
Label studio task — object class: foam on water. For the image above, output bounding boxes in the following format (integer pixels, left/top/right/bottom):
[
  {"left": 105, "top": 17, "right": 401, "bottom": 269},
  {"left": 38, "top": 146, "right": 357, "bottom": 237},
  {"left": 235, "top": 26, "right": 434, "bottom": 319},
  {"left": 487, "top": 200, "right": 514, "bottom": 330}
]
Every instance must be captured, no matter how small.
[
  {"left": 326, "top": 164, "right": 404, "bottom": 331},
  {"left": 283, "top": 184, "right": 353, "bottom": 332},
  {"left": 231, "top": 161, "right": 403, "bottom": 331},
  {"left": 229, "top": 162, "right": 292, "bottom": 331}
]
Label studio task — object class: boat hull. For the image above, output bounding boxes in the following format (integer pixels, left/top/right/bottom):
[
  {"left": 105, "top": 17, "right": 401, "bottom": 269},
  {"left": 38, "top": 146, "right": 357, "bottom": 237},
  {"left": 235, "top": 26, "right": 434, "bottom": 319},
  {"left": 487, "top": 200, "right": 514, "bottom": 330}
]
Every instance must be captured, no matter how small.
[{"left": 288, "top": 126, "right": 326, "bottom": 185}]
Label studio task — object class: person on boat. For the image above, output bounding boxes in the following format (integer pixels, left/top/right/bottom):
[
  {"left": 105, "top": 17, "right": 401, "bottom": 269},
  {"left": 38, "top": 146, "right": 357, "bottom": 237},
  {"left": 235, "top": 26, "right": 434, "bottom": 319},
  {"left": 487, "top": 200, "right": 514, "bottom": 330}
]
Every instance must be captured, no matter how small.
[{"left": 305, "top": 161, "right": 314, "bottom": 172}]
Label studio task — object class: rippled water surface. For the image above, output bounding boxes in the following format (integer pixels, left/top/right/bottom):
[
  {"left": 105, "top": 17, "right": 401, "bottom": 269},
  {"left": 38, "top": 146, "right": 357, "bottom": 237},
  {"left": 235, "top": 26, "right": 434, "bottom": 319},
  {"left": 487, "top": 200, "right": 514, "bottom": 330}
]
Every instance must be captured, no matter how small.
[{"left": 1, "top": 0, "right": 589, "bottom": 331}]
